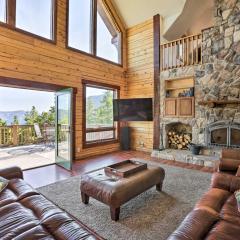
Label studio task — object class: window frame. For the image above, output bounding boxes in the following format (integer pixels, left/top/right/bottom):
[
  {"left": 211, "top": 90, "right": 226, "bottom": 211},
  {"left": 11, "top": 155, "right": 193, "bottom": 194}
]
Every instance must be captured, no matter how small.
[
  {"left": 82, "top": 79, "right": 120, "bottom": 149},
  {"left": 66, "top": 0, "right": 123, "bottom": 66},
  {"left": 0, "top": 0, "right": 57, "bottom": 43}
]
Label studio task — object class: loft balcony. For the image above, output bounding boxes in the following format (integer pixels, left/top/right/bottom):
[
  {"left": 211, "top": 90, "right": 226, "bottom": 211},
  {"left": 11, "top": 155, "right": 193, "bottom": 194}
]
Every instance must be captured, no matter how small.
[{"left": 160, "top": 33, "right": 202, "bottom": 71}]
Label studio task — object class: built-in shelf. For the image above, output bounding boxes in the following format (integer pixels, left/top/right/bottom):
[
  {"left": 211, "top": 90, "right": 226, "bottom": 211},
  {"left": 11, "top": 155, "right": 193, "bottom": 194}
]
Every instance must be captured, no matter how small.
[
  {"left": 164, "top": 77, "right": 195, "bottom": 118},
  {"left": 199, "top": 100, "right": 240, "bottom": 107}
]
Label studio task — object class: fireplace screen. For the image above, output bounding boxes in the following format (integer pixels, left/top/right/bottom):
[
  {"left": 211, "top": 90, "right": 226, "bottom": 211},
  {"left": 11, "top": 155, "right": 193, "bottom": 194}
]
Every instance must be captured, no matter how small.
[
  {"left": 206, "top": 121, "right": 240, "bottom": 148},
  {"left": 211, "top": 128, "right": 227, "bottom": 145}
]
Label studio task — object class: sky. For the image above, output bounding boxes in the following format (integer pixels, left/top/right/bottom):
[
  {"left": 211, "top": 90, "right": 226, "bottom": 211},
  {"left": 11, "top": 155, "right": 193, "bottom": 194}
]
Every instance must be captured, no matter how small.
[{"left": 0, "top": 87, "right": 55, "bottom": 112}]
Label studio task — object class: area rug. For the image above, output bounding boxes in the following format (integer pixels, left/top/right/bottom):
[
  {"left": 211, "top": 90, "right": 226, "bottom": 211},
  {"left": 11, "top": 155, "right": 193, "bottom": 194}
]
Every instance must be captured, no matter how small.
[{"left": 37, "top": 159, "right": 212, "bottom": 240}]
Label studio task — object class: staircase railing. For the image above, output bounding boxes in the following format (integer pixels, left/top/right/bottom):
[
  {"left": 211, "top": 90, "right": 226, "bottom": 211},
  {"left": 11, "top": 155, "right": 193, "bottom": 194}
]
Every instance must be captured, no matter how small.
[{"left": 160, "top": 33, "right": 202, "bottom": 71}]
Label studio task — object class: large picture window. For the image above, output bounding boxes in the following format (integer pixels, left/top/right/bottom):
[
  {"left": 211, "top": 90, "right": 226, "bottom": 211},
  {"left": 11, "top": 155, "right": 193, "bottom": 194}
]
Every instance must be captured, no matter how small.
[
  {"left": 0, "top": 0, "right": 6, "bottom": 22},
  {"left": 68, "top": 0, "right": 122, "bottom": 65},
  {"left": 83, "top": 80, "right": 119, "bottom": 147},
  {"left": 0, "top": 0, "right": 56, "bottom": 41},
  {"left": 16, "top": 0, "right": 54, "bottom": 39},
  {"left": 68, "top": 0, "right": 92, "bottom": 53}
]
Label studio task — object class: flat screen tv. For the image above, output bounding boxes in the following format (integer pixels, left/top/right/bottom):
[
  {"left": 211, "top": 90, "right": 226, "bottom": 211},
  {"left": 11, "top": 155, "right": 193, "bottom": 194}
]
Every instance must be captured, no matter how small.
[{"left": 113, "top": 98, "right": 153, "bottom": 121}]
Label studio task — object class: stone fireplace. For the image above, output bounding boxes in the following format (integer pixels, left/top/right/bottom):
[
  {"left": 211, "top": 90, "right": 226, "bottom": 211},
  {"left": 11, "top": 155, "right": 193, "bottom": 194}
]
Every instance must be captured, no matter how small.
[
  {"left": 152, "top": 0, "right": 240, "bottom": 167},
  {"left": 206, "top": 121, "right": 240, "bottom": 148}
]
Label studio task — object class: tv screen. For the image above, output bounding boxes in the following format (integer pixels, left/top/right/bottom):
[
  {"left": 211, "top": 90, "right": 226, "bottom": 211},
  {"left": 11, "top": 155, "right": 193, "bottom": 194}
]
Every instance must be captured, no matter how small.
[{"left": 113, "top": 98, "right": 153, "bottom": 121}]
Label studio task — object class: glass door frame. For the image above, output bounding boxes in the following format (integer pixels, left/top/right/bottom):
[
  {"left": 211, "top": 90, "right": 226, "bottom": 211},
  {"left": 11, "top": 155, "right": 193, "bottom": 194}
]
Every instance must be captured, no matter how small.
[{"left": 55, "top": 88, "right": 74, "bottom": 170}]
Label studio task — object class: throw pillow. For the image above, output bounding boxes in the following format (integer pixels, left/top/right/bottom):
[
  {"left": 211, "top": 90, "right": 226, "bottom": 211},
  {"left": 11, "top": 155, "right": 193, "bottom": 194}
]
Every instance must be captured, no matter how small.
[
  {"left": 235, "top": 190, "right": 240, "bottom": 212},
  {"left": 0, "top": 177, "right": 9, "bottom": 193}
]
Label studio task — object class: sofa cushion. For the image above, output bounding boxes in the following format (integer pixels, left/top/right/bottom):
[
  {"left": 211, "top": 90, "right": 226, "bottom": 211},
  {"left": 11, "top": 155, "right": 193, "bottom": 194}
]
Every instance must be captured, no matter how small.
[
  {"left": 0, "top": 178, "right": 39, "bottom": 208},
  {"left": 205, "top": 220, "right": 240, "bottom": 240},
  {"left": 168, "top": 208, "right": 219, "bottom": 240},
  {"left": 195, "top": 188, "right": 231, "bottom": 213},
  {"left": 220, "top": 195, "right": 240, "bottom": 225},
  {"left": 11, "top": 226, "right": 55, "bottom": 240},
  {"left": 0, "top": 202, "right": 39, "bottom": 238},
  {"left": 0, "top": 177, "right": 8, "bottom": 193}
]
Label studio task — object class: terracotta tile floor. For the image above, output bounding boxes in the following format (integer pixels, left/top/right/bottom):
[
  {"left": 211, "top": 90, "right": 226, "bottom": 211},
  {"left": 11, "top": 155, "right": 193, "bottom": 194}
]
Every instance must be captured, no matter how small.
[{"left": 23, "top": 151, "right": 214, "bottom": 188}]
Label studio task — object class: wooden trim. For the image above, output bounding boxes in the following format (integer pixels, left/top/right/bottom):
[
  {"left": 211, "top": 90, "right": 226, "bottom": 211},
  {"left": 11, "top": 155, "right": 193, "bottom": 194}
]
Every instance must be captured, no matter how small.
[
  {"left": 7, "top": 0, "right": 16, "bottom": 26},
  {"left": 86, "top": 127, "right": 115, "bottom": 133},
  {"left": 153, "top": 14, "right": 160, "bottom": 150},
  {"left": 0, "top": 76, "right": 77, "bottom": 92},
  {"left": 92, "top": 0, "right": 97, "bottom": 55},
  {"left": 66, "top": 0, "right": 123, "bottom": 66},
  {"left": 82, "top": 79, "right": 119, "bottom": 149},
  {"left": 82, "top": 79, "right": 120, "bottom": 90},
  {"left": 1, "top": 0, "right": 57, "bottom": 44}
]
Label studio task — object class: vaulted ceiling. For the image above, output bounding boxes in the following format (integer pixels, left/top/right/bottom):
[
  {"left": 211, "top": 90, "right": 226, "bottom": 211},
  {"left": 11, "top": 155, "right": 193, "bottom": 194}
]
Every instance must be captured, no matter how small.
[
  {"left": 112, "top": 0, "right": 186, "bottom": 29},
  {"left": 112, "top": 0, "right": 214, "bottom": 41}
]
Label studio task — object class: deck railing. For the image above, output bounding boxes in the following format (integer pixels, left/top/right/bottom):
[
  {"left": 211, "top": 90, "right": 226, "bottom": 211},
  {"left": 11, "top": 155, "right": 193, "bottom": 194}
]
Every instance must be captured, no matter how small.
[
  {"left": 160, "top": 33, "right": 202, "bottom": 71},
  {"left": 0, "top": 125, "right": 37, "bottom": 147}
]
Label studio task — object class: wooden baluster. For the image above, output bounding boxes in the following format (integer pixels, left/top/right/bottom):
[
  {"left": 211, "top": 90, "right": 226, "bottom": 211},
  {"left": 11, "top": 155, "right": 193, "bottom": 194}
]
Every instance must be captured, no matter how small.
[
  {"left": 181, "top": 39, "right": 184, "bottom": 67},
  {"left": 172, "top": 42, "right": 174, "bottom": 68},
  {"left": 192, "top": 36, "right": 194, "bottom": 65},
  {"left": 163, "top": 45, "right": 165, "bottom": 70},
  {"left": 195, "top": 36, "right": 198, "bottom": 64},
  {"left": 200, "top": 34, "right": 202, "bottom": 64},
  {"left": 160, "top": 45, "right": 162, "bottom": 71},
  {"left": 12, "top": 125, "right": 19, "bottom": 146},
  {"left": 167, "top": 43, "right": 170, "bottom": 70}
]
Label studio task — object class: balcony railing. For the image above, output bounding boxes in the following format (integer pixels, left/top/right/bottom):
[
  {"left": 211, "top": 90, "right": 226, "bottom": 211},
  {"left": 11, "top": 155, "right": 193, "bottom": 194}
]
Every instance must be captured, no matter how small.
[
  {"left": 160, "top": 33, "right": 202, "bottom": 71},
  {"left": 0, "top": 124, "right": 55, "bottom": 147},
  {"left": 0, "top": 125, "right": 37, "bottom": 147}
]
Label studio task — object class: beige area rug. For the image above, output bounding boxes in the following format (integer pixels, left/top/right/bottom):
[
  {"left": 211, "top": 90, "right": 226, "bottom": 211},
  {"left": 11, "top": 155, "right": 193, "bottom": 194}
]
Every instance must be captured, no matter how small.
[{"left": 37, "top": 159, "right": 212, "bottom": 240}]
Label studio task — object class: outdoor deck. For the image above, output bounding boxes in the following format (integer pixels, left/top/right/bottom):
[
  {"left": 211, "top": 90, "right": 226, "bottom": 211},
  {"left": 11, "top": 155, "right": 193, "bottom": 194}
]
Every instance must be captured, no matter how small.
[{"left": 0, "top": 143, "right": 55, "bottom": 170}]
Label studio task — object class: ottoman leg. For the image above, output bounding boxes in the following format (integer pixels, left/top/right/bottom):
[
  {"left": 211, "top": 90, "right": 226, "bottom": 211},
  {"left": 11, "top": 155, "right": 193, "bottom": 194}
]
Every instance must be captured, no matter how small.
[
  {"left": 81, "top": 192, "right": 89, "bottom": 204},
  {"left": 110, "top": 206, "right": 120, "bottom": 221},
  {"left": 156, "top": 182, "right": 163, "bottom": 191}
]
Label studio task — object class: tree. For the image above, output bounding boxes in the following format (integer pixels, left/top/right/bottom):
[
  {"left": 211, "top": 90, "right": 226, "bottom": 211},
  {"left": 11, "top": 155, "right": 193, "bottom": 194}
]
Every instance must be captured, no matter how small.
[
  {"left": 0, "top": 118, "right": 7, "bottom": 126},
  {"left": 24, "top": 106, "right": 39, "bottom": 125},
  {"left": 12, "top": 115, "right": 19, "bottom": 125},
  {"left": 86, "top": 97, "right": 96, "bottom": 127},
  {"left": 96, "top": 91, "right": 113, "bottom": 126},
  {"left": 25, "top": 106, "right": 56, "bottom": 126}
]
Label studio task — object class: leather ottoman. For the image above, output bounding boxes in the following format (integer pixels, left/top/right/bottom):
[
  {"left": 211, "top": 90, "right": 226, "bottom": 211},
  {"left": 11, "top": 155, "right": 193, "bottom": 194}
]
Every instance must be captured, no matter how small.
[{"left": 80, "top": 164, "right": 165, "bottom": 221}]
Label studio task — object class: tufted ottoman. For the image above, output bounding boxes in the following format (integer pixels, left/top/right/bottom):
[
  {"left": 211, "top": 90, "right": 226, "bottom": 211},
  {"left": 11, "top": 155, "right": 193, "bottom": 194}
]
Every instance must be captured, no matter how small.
[{"left": 80, "top": 163, "right": 165, "bottom": 221}]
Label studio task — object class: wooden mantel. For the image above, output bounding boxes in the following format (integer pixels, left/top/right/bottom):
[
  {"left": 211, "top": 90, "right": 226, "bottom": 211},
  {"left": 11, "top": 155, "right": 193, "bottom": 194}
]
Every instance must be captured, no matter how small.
[{"left": 199, "top": 100, "right": 240, "bottom": 108}]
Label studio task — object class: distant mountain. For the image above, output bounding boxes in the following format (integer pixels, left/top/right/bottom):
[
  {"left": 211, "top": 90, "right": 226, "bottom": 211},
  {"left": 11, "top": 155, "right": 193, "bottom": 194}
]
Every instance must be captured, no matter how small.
[
  {"left": 87, "top": 95, "right": 104, "bottom": 108},
  {"left": 0, "top": 111, "right": 27, "bottom": 125}
]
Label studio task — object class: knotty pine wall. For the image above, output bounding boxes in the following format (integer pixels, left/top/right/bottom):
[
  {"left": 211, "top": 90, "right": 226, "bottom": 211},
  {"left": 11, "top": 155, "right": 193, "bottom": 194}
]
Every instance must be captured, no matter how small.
[
  {"left": 126, "top": 19, "right": 154, "bottom": 152},
  {"left": 0, "top": 0, "right": 127, "bottom": 159}
]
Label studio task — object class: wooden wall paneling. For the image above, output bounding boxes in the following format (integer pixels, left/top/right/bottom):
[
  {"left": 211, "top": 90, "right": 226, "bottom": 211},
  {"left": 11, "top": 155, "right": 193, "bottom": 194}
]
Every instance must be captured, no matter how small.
[
  {"left": 0, "top": 0, "right": 127, "bottom": 160},
  {"left": 126, "top": 19, "right": 154, "bottom": 152}
]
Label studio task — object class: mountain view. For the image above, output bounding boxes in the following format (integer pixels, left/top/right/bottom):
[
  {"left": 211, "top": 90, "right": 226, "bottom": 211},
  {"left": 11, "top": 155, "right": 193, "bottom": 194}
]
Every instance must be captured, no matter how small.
[
  {"left": 0, "top": 111, "right": 27, "bottom": 125},
  {"left": 0, "top": 95, "right": 104, "bottom": 126}
]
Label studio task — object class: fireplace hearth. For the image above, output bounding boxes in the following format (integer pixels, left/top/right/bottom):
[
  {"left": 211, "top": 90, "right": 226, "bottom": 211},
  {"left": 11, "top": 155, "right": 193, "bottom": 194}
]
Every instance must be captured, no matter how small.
[{"left": 206, "top": 121, "right": 240, "bottom": 148}]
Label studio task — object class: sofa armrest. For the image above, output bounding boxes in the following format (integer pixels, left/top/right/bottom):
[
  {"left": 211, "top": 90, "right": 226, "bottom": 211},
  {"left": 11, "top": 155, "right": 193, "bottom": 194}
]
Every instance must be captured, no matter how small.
[
  {"left": 218, "top": 158, "right": 240, "bottom": 172},
  {"left": 211, "top": 172, "right": 240, "bottom": 193},
  {"left": 0, "top": 166, "right": 23, "bottom": 180}
]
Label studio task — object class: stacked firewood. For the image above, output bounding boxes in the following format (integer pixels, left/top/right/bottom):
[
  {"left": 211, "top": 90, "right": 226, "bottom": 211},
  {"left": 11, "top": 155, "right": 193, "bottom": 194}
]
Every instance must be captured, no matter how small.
[{"left": 168, "top": 131, "right": 191, "bottom": 150}]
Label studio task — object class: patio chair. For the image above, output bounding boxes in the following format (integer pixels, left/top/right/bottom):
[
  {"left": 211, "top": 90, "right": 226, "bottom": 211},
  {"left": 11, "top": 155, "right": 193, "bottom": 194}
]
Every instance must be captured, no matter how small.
[
  {"left": 43, "top": 125, "right": 55, "bottom": 146},
  {"left": 34, "top": 123, "right": 44, "bottom": 143}
]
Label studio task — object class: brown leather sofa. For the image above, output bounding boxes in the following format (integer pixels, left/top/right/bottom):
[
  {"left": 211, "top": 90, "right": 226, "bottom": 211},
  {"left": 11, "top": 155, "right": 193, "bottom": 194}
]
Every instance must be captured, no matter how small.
[
  {"left": 215, "top": 148, "right": 240, "bottom": 175},
  {"left": 168, "top": 169, "right": 240, "bottom": 239},
  {"left": 0, "top": 166, "right": 103, "bottom": 240}
]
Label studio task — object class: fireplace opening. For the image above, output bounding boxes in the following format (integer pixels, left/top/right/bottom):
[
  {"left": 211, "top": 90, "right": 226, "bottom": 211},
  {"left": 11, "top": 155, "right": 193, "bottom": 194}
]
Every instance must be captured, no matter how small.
[
  {"left": 166, "top": 123, "right": 192, "bottom": 150},
  {"left": 206, "top": 121, "right": 240, "bottom": 148}
]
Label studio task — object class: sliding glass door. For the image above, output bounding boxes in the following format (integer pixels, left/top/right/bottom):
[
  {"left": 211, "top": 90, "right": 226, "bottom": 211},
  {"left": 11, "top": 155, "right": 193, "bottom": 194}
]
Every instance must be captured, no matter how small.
[{"left": 55, "top": 89, "right": 73, "bottom": 170}]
